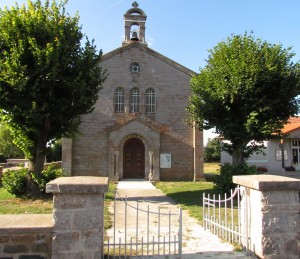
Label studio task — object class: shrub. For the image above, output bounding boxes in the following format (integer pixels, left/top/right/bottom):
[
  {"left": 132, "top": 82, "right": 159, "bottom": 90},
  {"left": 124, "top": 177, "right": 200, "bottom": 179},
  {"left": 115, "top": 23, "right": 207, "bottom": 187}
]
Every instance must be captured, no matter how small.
[
  {"left": 213, "top": 163, "right": 261, "bottom": 193},
  {"left": 2, "top": 168, "right": 29, "bottom": 195},
  {"left": 31, "top": 164, "right": 64, "bottom": 192},
  {"left": 285, "top": 166, "right": 295, "bottom": 171},
  {"left": 256, "top": 167, "right": 268, "bottom": 173},
  {"left": 2, "top": 164, "right": 63, "bottom": 196}
]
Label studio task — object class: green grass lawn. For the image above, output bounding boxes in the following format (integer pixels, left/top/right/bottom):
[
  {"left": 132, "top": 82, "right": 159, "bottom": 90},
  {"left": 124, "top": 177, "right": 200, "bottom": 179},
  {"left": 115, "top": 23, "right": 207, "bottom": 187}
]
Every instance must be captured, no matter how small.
[
  {"left": 154, "top": 163, "right": 240, "bottom": 231},
  {"left": 0, "top": 163, "right": 220, "bottom": 216},
  {"left": 0, "top": 184, "right": 53, "bottom": 214},
  {"left": 154, "top": 163, "right": 240, "bottom": 227},
  {"left": 104, "top": 182, "right": 117, "bottom": 229},
  {"left": 0, "top": 163, "right": 220, "bottom": 222},
  {"left": 204, "top": 162, "right": 220, "bottom": 174},
  {"left": 154, "top": 180, "right": 216, "bottom": 224},
  {"left": 0, "top": 181, "right": 116, "bottom": 215}
]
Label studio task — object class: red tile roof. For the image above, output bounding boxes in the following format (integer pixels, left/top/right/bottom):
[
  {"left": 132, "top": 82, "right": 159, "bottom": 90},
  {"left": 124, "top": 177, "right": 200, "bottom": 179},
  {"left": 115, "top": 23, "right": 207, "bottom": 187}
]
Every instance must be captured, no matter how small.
[{"left": 282, "top": 117, "right": 300, "bottom": 134}]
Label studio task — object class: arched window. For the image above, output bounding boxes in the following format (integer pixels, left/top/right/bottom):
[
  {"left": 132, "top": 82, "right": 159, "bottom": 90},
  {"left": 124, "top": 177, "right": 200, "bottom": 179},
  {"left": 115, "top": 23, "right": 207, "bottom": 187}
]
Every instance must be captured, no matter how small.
[
  {"left": 145, "top": 88, "right": 155, "bottom": 113},
  {"left": 130, "top": 88, "right": 140, "bottom": 113},
  {"left": 114, "top": 87, "right": 125, "bottom": 112}
]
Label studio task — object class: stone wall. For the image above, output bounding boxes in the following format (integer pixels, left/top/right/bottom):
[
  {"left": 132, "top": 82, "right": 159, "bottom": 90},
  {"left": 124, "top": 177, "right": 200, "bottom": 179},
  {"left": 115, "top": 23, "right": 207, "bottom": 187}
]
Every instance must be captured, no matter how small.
[
  {"left": 46, "top": 176, "right": 108, "bottom": 258},
  {"left": 0, "top": 215, "right": 53, "bottom": 259},
  {"left": 0, "top": 176, "right": 109, "bottom": 259},
  {"left": 233, "top": 174, "right": 300, "bottom": 259}
]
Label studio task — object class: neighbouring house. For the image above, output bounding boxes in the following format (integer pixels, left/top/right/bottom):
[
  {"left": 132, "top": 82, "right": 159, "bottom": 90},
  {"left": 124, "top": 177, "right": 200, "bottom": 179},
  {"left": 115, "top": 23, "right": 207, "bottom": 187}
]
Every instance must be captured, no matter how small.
[
  {"left": 221, "top": 117, "right": 300, "bottom": 172},
  {"left": 62, "top": 2, "right": 204, "bottom": 180}
]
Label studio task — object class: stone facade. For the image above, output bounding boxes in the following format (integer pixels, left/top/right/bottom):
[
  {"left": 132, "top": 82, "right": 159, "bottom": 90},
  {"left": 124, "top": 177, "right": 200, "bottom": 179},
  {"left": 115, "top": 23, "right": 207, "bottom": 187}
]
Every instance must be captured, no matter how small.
[{"left": 62, "top": 3, "right": 203, "bottom": 181}]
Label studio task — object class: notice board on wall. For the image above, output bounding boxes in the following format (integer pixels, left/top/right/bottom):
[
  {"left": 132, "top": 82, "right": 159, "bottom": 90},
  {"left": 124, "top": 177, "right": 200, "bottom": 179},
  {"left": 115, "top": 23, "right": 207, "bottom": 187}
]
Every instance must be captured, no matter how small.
[{"left": 160, "top": 153, "right": 171, "bottom": 168}]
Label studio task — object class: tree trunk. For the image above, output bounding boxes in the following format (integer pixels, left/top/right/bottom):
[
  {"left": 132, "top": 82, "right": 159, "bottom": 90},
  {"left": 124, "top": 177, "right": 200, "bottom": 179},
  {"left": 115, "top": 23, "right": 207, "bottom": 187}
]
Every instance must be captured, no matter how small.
[
  {"left": 27, "top": 140, "right": 47, "bottom": 197},
  {"left": 28, "top": 153, "right": 45, "bottom": 175},
  {"left": 232, "top": 144, "right": 246, "bottom": 166}
]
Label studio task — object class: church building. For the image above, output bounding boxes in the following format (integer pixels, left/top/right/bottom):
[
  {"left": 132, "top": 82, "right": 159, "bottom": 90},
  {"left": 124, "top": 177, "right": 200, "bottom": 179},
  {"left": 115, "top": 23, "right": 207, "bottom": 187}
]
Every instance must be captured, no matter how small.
[{"left": 62, "top": 2, "right": 203, "bottom": 181}]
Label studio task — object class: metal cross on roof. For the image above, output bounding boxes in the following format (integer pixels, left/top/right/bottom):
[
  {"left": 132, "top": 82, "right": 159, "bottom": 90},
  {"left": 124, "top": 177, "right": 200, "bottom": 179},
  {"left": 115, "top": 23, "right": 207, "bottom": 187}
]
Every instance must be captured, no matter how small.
[{"left": 132, "top": 1, "right": 138, "bottom": 8}]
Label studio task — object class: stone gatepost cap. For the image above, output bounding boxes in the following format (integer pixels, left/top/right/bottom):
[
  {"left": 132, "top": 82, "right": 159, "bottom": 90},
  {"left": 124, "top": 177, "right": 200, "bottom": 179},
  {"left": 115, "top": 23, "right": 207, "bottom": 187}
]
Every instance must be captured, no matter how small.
[
  {"left": 46, "top": 176, "right": 109, "bottom": 194},
  {"left": 233, "top": 174, "right": 300, "bottom": 191}
]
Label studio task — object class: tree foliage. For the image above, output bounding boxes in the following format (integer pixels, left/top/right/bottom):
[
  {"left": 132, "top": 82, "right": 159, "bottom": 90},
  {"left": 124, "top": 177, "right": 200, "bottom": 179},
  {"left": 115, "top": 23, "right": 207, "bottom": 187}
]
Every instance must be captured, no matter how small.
[
  {"left": 187, "top": 32, "right": 300, "bottom": 165},
  {"left": 0, "top": 0, "right": 106, "bottom": 177},
  {"left": 204, "top": 137, "right": 221, "bottom": 162},
  {"left": 46, "top": 139, "right": 62, "bottom": 162},
  {"left": 0, "top": 124, "right": 24, "bottom": 160}
]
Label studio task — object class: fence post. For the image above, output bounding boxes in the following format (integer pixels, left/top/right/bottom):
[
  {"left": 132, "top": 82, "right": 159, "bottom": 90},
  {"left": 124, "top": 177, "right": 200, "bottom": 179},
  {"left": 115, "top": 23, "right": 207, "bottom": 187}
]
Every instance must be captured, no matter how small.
[
  {"left": 233, "top": 175, "right": 300, "bottom": 259},
  {"left": 46, "top": 176, "right": 109, "bottom": 259}
]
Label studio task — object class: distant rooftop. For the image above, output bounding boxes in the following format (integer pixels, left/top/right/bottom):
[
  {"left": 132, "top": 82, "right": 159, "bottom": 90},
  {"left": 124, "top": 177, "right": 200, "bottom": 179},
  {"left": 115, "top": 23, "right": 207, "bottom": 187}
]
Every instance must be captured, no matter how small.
[{"left": 281, "top": 117, "right": 300, "bottom": 134}]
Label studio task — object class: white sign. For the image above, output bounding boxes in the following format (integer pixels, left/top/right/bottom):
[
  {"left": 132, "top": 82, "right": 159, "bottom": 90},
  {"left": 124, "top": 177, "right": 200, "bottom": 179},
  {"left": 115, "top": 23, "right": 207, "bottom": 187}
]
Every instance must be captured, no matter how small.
[{"left": 160, "top": 153, "right": 171, "bottom": 168}]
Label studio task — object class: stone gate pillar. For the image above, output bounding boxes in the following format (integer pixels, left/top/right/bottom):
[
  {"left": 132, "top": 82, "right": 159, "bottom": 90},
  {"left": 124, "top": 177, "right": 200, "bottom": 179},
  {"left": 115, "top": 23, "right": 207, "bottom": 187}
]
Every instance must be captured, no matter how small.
[
  {"left": 233, "top": 175, "right": 300, "bottom": 259},
  {"left": 46, "top": 176, "right": 109, "bottom": 259}
]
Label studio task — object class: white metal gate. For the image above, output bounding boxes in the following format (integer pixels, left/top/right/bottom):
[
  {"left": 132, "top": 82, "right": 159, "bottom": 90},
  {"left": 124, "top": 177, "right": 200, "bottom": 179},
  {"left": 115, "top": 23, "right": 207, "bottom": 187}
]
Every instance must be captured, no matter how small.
[
  {"left": 203, "top": 186, "right": 249, "bottom": 252},
  {"left": 104, "top": 190, "right": 182, "bottom": 258}
]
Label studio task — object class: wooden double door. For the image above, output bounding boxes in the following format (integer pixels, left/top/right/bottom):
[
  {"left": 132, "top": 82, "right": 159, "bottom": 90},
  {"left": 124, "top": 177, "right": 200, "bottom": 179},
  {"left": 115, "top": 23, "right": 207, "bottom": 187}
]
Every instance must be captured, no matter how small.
[{"left": 123, "top": 138, "right": 145, "bottom": 179}]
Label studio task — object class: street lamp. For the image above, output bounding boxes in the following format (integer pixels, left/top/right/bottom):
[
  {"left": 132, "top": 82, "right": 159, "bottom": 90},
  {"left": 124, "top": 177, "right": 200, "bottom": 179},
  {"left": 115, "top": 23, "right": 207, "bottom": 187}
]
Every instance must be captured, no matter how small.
[{"left": 279, "top": 139, "right": 285, "bottom": 169}]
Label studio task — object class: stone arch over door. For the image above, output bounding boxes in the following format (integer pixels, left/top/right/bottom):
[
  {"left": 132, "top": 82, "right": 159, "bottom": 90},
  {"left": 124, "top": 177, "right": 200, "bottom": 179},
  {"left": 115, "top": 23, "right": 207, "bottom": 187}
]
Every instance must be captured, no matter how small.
[
  {"left": 108, "top": 119, "right": 161, "bottom": 180},
  {"left": 123, "top": 137, "right": 145, "bottom": 179},
  {"left": 119, "top": 134, "right": 149, "bottom": 180}
]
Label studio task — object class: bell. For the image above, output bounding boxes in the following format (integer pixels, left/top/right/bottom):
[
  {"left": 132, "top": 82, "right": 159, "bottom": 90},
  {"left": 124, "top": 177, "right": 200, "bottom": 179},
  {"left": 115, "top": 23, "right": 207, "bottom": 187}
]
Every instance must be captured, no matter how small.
[{"left": 131, "top": 31, "right": 139, "bottom": 41}]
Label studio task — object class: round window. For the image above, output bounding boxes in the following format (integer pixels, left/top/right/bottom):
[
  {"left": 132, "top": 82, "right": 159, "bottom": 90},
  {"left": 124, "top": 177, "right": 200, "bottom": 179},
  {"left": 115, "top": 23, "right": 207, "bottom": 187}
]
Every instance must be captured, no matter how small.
[{"left": 131, "top": 62, "right": 140, "bottom": 73}]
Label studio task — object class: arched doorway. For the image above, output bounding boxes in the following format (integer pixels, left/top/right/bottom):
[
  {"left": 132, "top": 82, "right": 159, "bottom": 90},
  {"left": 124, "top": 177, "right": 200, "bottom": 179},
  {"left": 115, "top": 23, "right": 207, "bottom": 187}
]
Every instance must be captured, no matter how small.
[{"left": 123, "top": 138, "right": 145, "bottom": 179}]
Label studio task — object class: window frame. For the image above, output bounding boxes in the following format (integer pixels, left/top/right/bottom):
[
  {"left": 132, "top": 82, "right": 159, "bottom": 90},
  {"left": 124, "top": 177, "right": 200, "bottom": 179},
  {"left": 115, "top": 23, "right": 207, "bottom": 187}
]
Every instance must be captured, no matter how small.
[
  {"left": 129, "top": 87, "right": 140, "bottom": 113},
  {"left": 275, "top": 149, "right": 288, "bottom": 161},
  {"left": 145, "top": 88, "right": 156, "bottom": 113},
  {"left": 114, "top": 87, "right": 125, "bottom": 112}
]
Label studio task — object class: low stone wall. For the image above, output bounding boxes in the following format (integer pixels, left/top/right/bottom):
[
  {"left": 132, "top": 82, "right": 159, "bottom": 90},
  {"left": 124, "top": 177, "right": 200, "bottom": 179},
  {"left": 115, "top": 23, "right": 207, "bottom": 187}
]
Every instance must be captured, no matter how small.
[
  {"left": 6, "top": 159, "right": 29, "bottom": 167},
  {"left": 0, "top": 176, "right": 109, "bottom": 259},
  {"left": 0, "top": 214, "right": 53, "bottom": 258},
  {"left": 3, "top": 160, "right": 61, "bottom": 170}
]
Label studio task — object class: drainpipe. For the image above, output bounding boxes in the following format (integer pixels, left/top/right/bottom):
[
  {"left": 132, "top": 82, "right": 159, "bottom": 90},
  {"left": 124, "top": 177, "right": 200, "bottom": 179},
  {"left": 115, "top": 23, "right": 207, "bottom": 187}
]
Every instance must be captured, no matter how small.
[{"left": 279, "top": 139, "right": 285, "bottom": 170}]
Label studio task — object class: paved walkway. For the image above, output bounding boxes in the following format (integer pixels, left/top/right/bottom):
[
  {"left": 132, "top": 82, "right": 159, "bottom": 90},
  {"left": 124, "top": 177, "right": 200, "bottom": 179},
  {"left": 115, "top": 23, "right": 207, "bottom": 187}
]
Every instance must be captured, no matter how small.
[{"left": 106, "top": 180, "right": 250, "bottom": 258}]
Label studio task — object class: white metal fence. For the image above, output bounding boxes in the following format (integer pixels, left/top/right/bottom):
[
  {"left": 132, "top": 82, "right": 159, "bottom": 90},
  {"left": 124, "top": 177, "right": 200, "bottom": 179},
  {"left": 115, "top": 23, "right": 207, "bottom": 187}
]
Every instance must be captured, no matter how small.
[
  {"left": 104, "top": 190, "right": 182, "bottom": 258},
  {"left": 203, "top": 186, "right": 248, "bottom": 251}
]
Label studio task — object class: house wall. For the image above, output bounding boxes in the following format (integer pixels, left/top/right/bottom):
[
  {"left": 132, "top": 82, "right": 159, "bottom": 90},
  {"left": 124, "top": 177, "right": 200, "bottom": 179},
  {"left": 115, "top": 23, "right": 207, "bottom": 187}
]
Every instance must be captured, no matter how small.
[
  {"left": 221, "top": 128, "right": 300, "bottom": 172},
  {"left": 64, "top": 45, "right": 203, "bottom": 180}
]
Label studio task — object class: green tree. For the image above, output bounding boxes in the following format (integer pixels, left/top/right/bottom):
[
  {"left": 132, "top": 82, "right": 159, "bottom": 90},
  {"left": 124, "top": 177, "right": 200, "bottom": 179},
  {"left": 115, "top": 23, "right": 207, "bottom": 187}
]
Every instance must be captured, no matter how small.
[
  {"left": 0, "top": 1, "right": 106, "bottom": 179},
  {"left": 187, "top": 32, "right": 300, "bottom": 165},
  {"left": 204, "top": 138, "right": 221, "bottom": 162},
  {"left": 0, "top": 124, "right": 24, "bottom": 160},
  {"left": 46, "top": 139, "right": 62, "bottom": 162}
]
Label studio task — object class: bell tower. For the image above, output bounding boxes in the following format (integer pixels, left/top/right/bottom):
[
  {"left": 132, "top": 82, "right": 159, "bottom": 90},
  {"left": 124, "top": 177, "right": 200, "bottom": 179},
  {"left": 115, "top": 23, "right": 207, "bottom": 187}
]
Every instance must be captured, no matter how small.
[{"left": 122, "top": 1, "right": 147, "bottom": 46}]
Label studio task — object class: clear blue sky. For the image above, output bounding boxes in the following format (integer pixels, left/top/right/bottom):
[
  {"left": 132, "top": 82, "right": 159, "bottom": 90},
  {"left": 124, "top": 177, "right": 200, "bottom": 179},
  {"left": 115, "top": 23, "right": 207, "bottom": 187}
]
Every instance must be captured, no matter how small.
[{"left": 1, "top": 0, "right": 300, "bottom": 144}]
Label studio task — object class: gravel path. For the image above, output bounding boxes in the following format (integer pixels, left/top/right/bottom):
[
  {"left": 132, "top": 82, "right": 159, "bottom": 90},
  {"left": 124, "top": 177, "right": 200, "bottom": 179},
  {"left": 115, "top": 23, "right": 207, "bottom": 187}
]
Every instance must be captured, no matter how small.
[{"left": 105, "top": 181, "right": 249, "bottom": 258}]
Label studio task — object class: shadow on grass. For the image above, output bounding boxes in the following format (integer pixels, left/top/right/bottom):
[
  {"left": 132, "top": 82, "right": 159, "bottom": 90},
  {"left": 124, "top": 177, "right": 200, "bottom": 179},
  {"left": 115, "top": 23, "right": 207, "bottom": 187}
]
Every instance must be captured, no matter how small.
[{"left": 161, "top": 188, "right": 217, "bottom": 207}]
